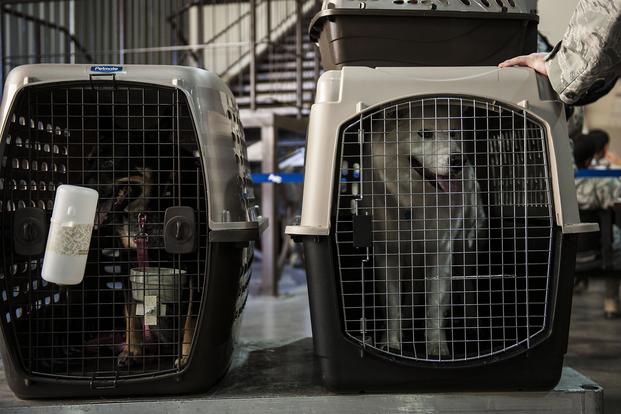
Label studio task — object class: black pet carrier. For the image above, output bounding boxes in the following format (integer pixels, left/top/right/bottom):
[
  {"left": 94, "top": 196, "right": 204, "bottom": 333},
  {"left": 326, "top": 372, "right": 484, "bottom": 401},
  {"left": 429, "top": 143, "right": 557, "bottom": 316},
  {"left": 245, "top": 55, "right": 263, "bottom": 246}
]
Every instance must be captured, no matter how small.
[
  {"left": 310, "top": 0, "right": 539, "bottom": 69},
  {"left": 0, "top": 64, "right": 266, "bottom": 398},
  {"left": 286, "top": 66, "right": 597, "bottom": 391}
]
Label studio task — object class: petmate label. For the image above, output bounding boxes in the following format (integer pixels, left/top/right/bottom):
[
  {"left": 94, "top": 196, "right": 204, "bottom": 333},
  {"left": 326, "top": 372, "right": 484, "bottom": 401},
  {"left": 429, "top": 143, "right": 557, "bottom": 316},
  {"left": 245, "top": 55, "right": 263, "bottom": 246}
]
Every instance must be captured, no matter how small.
[{"left": 90, "top": 65, "right": 124, "bottom": 74}]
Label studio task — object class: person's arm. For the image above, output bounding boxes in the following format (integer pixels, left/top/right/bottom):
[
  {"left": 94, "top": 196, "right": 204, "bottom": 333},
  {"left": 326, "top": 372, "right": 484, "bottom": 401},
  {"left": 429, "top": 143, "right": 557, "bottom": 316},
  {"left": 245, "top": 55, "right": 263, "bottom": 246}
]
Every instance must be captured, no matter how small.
[
  {"left": 499, "top": 0, "right": 621, "bottom": 105},
  {"left": 606, "top": 150, "right": 621, "bottom": 168},
  {"left": 544, "top": 0, "right": 621, "bottom": 105}
]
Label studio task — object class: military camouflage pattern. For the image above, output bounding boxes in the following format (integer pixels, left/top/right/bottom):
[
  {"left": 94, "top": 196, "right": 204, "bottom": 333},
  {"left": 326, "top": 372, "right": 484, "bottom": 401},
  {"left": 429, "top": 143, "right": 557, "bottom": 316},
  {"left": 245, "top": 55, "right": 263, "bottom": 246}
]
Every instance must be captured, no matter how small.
[
  {"left": 545, "top": 0, "right": 621, "bottom": 105},
  {"left": 575, "top": 175, "right": 621, "bottom": 210},
  {"left": 567, "top": 106, "right": 585, "bottom": 140}
]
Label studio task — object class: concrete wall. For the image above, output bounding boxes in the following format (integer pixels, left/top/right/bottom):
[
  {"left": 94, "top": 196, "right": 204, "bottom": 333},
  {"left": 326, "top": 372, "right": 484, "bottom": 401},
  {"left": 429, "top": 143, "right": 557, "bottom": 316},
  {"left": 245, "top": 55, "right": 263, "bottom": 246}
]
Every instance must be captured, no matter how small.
[
  {"left": 585, "top": 82, "right": 621, "bottom": 156},
  {"left": 537, "top": 0, "right": 580, "bottom": 44}
]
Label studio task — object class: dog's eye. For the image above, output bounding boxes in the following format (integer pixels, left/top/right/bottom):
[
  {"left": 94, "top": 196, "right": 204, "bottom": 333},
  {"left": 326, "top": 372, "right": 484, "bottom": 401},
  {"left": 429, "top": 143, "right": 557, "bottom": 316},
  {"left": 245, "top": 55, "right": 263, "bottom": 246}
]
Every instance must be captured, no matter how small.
[
  {"left": 417, "top": 129, "right": 434, "bottom": 140},
  {"left": 449, "top": 131, "right": 457, "bottom": 139}
]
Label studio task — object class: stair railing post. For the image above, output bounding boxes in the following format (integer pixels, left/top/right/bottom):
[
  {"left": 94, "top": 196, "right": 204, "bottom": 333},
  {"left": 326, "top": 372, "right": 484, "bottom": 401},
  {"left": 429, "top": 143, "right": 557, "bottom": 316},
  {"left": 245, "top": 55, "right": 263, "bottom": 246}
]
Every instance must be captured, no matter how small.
[
  {"left": 34, "top": 18, "right": 42, "bottom": 63},
  {"left": 312, "top": 44, "right": 321, "bottom": 101},
  {"left": 250, "top": 0, "right": 257, "bottom": 111},
  {"left": 295, "top": 0, "right": 303, "bottom": 118},
  {"left": 266, "top": 0, "right": 271, "bottom": 45},
  {"left": 118, "top": 0, "right": 125, "bottom": 64},
  {"left": 197, "top": 0, "right": 204, "bottom": 68},
  {"left": 0, "top": 6, "right": 5, "bottom": 86}
]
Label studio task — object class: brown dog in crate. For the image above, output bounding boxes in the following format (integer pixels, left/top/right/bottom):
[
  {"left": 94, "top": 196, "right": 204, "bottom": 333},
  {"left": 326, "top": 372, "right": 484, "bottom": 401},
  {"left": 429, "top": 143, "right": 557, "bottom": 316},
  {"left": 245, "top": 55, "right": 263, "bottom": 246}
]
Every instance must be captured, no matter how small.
[
  {"left": 88, "top": 142, "right": 198, "bottom": 369},
  {"left": 364, "top": 102, "right": 486, "bottom": 357}
]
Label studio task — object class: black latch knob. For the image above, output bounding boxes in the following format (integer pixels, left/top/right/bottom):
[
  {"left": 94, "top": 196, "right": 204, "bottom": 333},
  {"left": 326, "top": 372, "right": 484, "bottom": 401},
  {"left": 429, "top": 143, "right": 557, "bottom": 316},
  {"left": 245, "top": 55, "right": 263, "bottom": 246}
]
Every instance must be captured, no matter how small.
[
  {"left": 14, "top": 207, "right": 48, "bottom": 256},
  {"left": 164, "top": 207, "right": 196, "bottom": 254},
  {"left": 22, "top": 221, "right": 39, "bottom": 242},
  {"left": 175, "top": 219, "right": 184, "bottom": 240},
  {"left": 169, "top": 216, "right": 193, "bottom": 241}
]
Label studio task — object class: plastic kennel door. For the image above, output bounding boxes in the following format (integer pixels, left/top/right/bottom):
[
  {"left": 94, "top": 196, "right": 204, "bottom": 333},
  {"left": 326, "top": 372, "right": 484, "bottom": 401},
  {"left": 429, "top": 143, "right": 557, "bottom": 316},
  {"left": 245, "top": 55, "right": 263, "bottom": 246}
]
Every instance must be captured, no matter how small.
[
  {"left": 287, "top": 66, "right": 596, "bottom": 391},
  {"left": 0, "top": 64, "right": 265, "bottom": 398}
]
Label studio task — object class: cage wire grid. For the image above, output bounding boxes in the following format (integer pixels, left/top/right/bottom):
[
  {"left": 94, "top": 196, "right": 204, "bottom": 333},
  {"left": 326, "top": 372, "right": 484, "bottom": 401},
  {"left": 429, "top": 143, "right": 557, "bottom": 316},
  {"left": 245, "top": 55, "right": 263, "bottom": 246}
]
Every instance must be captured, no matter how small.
[
  {"left": 334, "top": 96, "right": 554, "bottom": 363},
  {"left": 0, "top": 81, "right": 209, "bottom": 379}
]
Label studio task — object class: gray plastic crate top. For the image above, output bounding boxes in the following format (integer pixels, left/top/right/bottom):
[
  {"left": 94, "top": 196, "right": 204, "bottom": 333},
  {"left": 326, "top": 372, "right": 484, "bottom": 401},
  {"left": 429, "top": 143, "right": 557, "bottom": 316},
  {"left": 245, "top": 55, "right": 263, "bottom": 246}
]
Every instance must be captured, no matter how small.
[
  {"left": 309, "top": 0, "right": 539, "bottom": 69},
  {"left": 315, "top": 0, "right": 537, "bottom": 14},
  {"left": 287, "top": 66, "right": 595, "bottom": 238},
  {"left": 0, "top": 64, "right": 266, "bottom": 239}
]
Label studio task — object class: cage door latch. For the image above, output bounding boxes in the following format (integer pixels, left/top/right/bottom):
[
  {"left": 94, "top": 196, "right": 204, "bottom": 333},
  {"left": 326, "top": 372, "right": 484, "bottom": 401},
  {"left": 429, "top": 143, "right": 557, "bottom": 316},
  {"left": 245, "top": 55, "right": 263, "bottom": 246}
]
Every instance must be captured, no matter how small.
[
  {"left": 13, "top": 207, "right": 48, "bottom": 256},
  {"left": 90, "top": 373, "right": 119, "bottom": 390},
  {"left": 353, "top": 213, "right": 372, "bottom": 249},
  {"left": 164, "top": 206, "right": 196, "bottom": 254},
  {"left": 89, "top": 73, "right": 117, "bottom": 90}
]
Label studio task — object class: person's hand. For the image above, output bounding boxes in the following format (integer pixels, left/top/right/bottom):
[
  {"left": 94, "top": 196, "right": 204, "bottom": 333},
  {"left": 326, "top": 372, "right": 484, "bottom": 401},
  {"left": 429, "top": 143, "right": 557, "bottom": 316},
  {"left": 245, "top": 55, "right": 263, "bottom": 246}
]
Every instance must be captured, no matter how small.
[{"left": 498, "top": 53, "right": 549, "bottom": 76}]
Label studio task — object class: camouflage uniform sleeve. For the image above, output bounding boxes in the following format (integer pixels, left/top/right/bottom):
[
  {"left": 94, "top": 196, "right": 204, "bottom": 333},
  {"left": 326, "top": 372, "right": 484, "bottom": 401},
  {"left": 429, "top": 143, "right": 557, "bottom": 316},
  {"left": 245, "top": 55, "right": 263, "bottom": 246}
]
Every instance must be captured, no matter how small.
[
  {"left": 545, "top": 0, "right": 621, "bottom": 105},
  {"left": 575, "top": 177, "right": 621, "bottom": 210}
]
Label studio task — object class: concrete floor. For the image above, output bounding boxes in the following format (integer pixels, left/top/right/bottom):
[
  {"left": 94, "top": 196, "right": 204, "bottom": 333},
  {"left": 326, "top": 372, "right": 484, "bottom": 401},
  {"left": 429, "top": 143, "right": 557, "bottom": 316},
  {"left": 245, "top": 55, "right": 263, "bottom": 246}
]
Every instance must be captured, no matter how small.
[
  {"left": 565, "top": 278, "right": 621, "bottom": 414},
  {"left": 0, "top": 266, "right": 617, "bottom": 412},
  {"left": 244, "top": 270, "right": 621, "bottom": 413}
]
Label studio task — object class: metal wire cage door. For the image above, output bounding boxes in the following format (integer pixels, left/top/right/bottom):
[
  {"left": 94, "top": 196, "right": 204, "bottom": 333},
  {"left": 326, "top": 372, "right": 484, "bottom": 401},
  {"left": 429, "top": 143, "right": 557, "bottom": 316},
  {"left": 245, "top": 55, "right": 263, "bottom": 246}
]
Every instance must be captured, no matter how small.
[
  {"left": 0, "top": 81, "right": 210, "bottom": 379},
  {"left": 334, "top": 96, "right": 554, "bottom": 363}
]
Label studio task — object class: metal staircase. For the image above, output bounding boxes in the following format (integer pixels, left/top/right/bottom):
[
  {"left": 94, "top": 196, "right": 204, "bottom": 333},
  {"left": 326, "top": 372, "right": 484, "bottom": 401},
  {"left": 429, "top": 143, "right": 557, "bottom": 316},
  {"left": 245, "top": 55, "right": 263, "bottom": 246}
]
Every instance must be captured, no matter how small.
[{"left": 229, "top": 10, "right": 320, "bottom": 115}]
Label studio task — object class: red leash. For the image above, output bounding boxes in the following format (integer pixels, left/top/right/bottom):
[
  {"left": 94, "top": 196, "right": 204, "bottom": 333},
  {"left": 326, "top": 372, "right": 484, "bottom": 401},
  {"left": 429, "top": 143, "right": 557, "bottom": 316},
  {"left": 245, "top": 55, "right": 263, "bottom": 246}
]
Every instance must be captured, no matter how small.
[
  {"left": 133, "top": 213, "right": 154, "bottom": 339},
  {"left": 134, "top": 213, "right": 149, "bottom": 268}
]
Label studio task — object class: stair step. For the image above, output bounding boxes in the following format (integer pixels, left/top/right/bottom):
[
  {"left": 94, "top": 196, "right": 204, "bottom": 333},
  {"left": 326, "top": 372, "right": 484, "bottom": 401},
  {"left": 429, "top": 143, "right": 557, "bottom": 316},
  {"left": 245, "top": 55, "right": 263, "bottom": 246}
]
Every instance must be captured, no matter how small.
[
  {"left": 235, "top": 91, "right": 314, "bottom": 106},
  {"left": 258, "top": 50, "right": 317, "bottom": 63},
  {"left": 230, "top": 70, "right": 318, "bottom": 85},
  {"left": 232, "top": 80, "right": 317, "bottom": 94},
  {"left": 229, "top": 77, "right": 317, "bottom": 93},
  {"left": 256, "top": 70, "right": 318, "bottom": 82},
  {"left": 257, "top": 60, "right": 318, "bottom": 71},
  {"left": 272, "top": 42, "right": 316, "bottom": 52},
  {"left": 240, "top": 107, "right": 311, "bottom": 120}
]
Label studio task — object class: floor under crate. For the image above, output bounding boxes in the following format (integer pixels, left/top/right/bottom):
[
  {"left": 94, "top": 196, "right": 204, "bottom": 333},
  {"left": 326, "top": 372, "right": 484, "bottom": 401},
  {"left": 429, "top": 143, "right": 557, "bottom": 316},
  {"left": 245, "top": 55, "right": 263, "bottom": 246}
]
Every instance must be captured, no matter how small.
[{"left": 0, "top": 268, "right": 614, "bottom": 413}]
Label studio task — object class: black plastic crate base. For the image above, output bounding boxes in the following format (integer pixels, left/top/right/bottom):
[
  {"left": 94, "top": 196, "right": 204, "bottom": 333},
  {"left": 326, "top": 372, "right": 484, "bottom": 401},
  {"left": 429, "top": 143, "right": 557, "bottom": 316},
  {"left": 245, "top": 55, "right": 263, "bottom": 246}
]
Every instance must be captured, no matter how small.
[
  {"left": 0, "top": 338, "right": 603, "bottom": 414},
  {"left": 301, "top": 233, "right": 576, "bottom": 392}
]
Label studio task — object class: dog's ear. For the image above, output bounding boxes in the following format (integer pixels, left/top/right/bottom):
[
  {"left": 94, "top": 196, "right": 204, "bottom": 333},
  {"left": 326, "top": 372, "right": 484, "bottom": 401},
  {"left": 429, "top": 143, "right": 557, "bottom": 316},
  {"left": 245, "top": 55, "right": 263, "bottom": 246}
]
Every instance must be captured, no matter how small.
[{"left": 85, "top": 145, "right": 100, "bottom": 173}]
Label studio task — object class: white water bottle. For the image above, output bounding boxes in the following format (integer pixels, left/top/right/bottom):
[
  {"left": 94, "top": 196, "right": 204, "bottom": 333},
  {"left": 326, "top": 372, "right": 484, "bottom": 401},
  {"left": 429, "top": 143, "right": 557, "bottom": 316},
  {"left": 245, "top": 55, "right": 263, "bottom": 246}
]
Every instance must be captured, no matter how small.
[{"left": 42, "top": 185, "right": 99, "bottom": 285}]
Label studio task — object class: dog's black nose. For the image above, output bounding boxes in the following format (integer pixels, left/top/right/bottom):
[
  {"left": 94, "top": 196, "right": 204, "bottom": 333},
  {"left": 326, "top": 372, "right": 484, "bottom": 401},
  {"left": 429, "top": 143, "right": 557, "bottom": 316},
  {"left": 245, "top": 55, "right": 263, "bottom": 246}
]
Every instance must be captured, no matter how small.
[{"left": 449, "top": 154, "right": 465, "bottom": 174}]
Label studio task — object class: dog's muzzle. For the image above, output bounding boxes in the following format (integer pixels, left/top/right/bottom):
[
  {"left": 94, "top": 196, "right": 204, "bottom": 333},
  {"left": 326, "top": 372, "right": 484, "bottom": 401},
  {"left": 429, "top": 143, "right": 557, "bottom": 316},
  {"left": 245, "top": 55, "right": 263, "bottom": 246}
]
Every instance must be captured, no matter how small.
[{"left": 409, "top": 155, "right": 464, "bottom": 194}]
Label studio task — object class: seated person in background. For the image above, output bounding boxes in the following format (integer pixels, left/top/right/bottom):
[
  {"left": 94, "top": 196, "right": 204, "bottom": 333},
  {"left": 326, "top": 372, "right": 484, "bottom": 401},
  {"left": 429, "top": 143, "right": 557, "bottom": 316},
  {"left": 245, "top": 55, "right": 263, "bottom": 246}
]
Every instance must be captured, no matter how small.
[
  {"left": 588, "top": 129, "right": 621, "bottom": 168},
  {"left": 574, "top": 131, "right": 621, "bottom": 319}
]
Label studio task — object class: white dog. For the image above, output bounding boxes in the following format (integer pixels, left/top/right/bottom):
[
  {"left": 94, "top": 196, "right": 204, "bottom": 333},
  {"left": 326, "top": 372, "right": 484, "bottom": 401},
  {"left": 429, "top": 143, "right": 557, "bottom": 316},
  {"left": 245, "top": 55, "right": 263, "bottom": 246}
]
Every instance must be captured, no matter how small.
[{"left": 362, "top": 103, "right": 486, "bottom": 357}]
